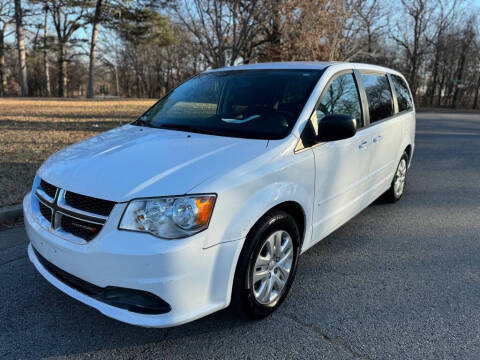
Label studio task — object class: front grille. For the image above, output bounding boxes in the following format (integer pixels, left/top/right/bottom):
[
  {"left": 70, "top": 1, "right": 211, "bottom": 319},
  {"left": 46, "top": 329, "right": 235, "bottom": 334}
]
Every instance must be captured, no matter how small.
[
  {"left": 35, "top": 178, "right": 117, "bottom": 242},
  {"left": 65, "top": 191, "right": 115, "bottom": 217},
  {"left": 60, "top": 215, "right": 101, "bottom": 241},
  {"left": 40, "top": 179, "right": 57, "bottom": 198},
  {"left": 39, "top": 202, "right": 52, "bottom": 223}
]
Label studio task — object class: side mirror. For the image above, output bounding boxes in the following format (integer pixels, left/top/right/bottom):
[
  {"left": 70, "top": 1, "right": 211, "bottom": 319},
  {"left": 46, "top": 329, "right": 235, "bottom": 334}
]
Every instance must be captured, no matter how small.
[{"left": 316, "top": 114, "right": 357, "bottom": 142}]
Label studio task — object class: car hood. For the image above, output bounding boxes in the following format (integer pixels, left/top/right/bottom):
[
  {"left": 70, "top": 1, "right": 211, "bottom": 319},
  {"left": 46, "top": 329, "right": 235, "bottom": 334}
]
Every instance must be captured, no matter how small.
[{"left": 38, "top": 125, "right": 268, "bottom": 201}]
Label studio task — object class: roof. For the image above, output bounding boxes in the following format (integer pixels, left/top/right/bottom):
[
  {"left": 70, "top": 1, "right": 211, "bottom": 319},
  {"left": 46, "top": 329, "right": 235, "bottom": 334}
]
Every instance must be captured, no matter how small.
[
  {"left": 205, "top": 61, "right": 401, "bottom": 77},
  {"left": 207, "top": 61, "right": 333, "bottom": 72}
]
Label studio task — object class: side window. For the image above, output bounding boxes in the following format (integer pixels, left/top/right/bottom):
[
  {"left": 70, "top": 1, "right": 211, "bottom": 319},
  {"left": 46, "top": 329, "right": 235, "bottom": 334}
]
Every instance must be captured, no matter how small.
[
  {"left": 361, "top": 74, "right": 393, "bottom": 123},
  {"left": 391, "top": 75, "right": 413, "bottom": 112},
  {"left": 315, "top": 73, "right": 363, "bottom": 127}
]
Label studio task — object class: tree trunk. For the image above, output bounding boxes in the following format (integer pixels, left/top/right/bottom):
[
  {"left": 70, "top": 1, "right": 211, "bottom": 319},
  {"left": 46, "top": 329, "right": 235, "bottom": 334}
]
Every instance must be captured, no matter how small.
[
  {"left": 14, "top": 0, "right": 28, "bottom": 96},
  {"left": 367, "top": 28, "right": 373, "bottom": 55},
  {"left": 451, "top": 47, "right": 468, "bottom": 109},
  {"left": 428, "top": 43, "right": 441, "bottom": 106},
  {"left": 43, "top": 5, "right": 51, "bottom": 97},
  {"left": 58, "top": 43, "right": 67, "bottom": 97},
  {"left": 437, "top": 71, "right": 445, "bottom": 106},
  {"left": 0, "top": 26, "right": 7, "bottom": 96},
  {"left": 473, "top": 74, "right": 480, "bottom": 110},
  {"left": 409, "top": 51, "right": 418, "bottom": 101},
  {"left": 133, "top": 44, "right": 141, "bottom": 98},
  {"left": 87, "top": 0, "right": 103, "bottom": 99},
  {"left": 114, "top": 64, "right": 120, "bottom": 97},
  {"left": 267, "top": 0, "right": 282, "bottom": 62}
]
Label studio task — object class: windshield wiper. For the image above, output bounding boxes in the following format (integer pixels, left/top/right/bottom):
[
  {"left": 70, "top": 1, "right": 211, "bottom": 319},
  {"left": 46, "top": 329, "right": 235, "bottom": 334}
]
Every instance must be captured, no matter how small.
[{"left": 158, "top": 123, "right": 217, "bottom": 136}]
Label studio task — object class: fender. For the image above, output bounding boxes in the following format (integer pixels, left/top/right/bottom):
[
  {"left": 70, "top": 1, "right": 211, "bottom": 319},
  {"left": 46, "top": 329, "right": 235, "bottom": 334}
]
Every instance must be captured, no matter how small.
[
  {"left": 205, "top": 180, "right": 313, "bottom": 307},
  {"left": 222, "top": 182, "right": 311, "bottom": 245},
  {"left": 196, "top": 142, "right": 316, "bottom": 250}
]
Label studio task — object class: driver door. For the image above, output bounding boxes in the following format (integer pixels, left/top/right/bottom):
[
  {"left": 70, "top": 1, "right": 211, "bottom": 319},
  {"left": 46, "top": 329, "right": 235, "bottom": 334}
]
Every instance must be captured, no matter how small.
[{"left": 306, "top": 71, "right": 376, "bottom": 248}]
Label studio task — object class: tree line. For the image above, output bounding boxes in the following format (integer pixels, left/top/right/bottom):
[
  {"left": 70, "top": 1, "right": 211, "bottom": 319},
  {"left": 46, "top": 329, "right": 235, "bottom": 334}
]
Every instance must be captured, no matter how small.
[{"left": 1, "top": 0, "right": 479, "bottom": 109}]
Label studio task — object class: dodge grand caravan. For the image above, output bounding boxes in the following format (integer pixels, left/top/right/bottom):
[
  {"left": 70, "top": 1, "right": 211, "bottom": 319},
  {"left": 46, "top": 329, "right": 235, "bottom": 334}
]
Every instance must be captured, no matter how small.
[{"left": 24, "top": 62, "right": 415, "bottom": 327}]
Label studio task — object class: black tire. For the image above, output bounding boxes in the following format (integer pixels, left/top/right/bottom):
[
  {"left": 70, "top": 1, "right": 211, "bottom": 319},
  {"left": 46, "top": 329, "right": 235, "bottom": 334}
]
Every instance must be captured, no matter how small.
[
  {"left": 231, "top": 209, "right": 300, "bottom": 320},
  {"left": 383, "top": 152, "right": 409, "bottom": 203}
]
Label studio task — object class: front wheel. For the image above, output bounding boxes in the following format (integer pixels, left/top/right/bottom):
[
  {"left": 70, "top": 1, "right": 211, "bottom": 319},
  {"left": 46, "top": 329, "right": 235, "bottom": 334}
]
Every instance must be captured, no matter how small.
[
  {"left": 384, "top": 152, "right": 409, "bottom": 202},
  {"left": 231, "top": 210, "right": 300, "bottom": 319}
]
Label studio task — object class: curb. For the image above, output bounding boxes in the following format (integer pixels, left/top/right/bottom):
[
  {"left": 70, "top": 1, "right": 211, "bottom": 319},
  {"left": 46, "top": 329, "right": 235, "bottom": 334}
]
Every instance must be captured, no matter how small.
[{"left": 0, "top": 204, "right": 23, "bottom": 224}]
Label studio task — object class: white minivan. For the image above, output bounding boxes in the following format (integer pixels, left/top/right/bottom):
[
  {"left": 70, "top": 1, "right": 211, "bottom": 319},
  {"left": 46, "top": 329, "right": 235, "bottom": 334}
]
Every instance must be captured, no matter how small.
[{"left": 24, "top": 62, "right": 415, "bottom": 327}]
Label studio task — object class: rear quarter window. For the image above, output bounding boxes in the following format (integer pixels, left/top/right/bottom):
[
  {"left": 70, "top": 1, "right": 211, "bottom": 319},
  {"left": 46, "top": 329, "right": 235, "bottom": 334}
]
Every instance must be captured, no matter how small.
[{"left": 391, "top": 75, "right": 414, "bottom": 112}]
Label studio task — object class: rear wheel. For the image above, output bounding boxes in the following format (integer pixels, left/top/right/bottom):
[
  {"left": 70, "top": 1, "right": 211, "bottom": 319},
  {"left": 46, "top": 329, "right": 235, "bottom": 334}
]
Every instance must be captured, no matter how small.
[
  {"left": 231, "top": 210, "right": 300, "bottom": 319},
  {"left": 384, "top": 152, "right": 409, "bottom": 202}
]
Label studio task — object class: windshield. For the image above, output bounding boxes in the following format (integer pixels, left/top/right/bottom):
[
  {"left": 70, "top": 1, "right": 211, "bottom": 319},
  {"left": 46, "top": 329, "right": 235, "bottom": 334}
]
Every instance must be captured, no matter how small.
[{"left": 135, "top": 69, "right": 323, "bottom": 139}]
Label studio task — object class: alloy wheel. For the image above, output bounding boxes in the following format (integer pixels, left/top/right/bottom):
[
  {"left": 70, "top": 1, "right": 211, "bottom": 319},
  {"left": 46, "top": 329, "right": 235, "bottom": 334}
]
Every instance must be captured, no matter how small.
[
  {"left": 394, "top": 158, "right": 407, "bottom": 197},
  {"left": 251, "top": 230, "right": 294, "bottom": 306}
]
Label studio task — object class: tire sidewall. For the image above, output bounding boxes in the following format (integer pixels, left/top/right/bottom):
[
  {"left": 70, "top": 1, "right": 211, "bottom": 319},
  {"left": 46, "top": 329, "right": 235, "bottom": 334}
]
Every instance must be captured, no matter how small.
[
  {"left": 233, "top": 210, "right": 300, "bottom": 319},
  {"left": 392, "top": 153, "right": 409, "bottom": 200}
]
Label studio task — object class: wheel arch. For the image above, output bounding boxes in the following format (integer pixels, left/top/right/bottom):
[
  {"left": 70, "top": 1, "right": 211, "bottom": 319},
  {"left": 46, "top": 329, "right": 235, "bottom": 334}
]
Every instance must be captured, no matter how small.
[
  {"left": 241, "top": 199, "right": 308, "bottom": 251},
  {"left": 404, "top": 144, "right": 413, "bottom": 165},
  {"left": 264, "top": 201, "right": 306, "bottom": 247}
]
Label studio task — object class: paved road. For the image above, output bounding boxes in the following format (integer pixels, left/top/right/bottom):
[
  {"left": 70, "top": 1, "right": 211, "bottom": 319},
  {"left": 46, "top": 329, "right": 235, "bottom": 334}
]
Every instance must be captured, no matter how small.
[{"left": 1, "top": 112, "right": 480, "bottom": 360}]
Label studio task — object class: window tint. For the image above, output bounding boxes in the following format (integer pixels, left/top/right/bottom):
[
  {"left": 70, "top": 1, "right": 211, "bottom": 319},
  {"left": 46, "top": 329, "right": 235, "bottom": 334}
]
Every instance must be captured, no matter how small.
[
  {"left": 316, "top": 73, "right": 363, "bottom": 127},
  {"left": 391, "top": 75, "right": 413, "bottom": 112},
  {"left": 138, "top": 70, "right": 323, "bottom": 140},
  {"left": 361, "top": 74, "right": 393, "bottom": 123}
]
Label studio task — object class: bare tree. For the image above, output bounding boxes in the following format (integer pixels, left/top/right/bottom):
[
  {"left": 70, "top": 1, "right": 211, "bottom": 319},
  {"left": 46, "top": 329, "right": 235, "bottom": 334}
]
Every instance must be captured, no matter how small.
[
  {"left": 451, "top": 17, "right": 476, "bottom": 109},
  {"left": 391, "top": 0, "right": 432, "bottom": 99},
  {"left": 259, "top": 0, "right": 281, "bottom": 61},
  {"left": 473, "top": 71, "right": 480, "bottom": 109},
  {"left": 87, "top": 0, "right": 103, "bottom": 98},
  {"left": 14, "top": 0, "right": 28, "bottom": 96},
  {"left": 286, "top": 0, "right": 348, "bottom": 61},
  {"left": 98, "top": 28, "right": 123, "bottom": 96},
  {"left": 0, "top": 0, "right": 478, "bottom": 106},
  {"left": 473, "top": 40, "right": 480, "bottom": 109},
  {"left": 42, "top": 1, "right": 51, "bottom": 96},
  {"left": 49, "top": 0, "right": 87, "bottom": 97},
  {"left": 0, "top": 0, "right": 14, "bottom": 96},
  {"left": 342, "top": 0, "right": 386, "bottom": 62},
  {"left": 171, "top": 0, "right": 264, "bottom": 67},
  {"left": 172, "top": 0, "right": 229, "bottom": 67},
  {"left": 258, "top": 0, "right": 349, "bottom": 62},
  {"left": 425, "top": 0, "right": 458, "bottom": 106}
]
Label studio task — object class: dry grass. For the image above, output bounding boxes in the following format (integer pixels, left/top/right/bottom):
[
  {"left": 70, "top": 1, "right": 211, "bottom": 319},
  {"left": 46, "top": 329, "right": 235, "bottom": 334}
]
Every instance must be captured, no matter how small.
[{"left": 0, "top": 98, "right": 156, "bottom": 207}]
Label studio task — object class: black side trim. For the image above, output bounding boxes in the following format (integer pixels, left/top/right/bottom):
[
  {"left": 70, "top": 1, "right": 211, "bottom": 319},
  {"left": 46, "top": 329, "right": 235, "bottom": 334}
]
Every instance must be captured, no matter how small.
[{"left": 33, "top": 248, "right": 171, "bottom": 315}]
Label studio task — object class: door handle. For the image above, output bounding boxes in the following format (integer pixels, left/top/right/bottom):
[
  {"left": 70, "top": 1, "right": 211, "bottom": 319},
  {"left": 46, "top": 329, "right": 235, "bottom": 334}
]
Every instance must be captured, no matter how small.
[
  {"left": 358, "top": 140, "right": 369, "bottom": 149},
  {"left": 373, "top": 135, "right": 383, "bottom": 143}
]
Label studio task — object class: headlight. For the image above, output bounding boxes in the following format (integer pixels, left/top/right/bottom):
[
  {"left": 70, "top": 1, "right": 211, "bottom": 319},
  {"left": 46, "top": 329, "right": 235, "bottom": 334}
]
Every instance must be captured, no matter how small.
[{"left": 119, "top": 195, "right": 216, "bottom": 239}]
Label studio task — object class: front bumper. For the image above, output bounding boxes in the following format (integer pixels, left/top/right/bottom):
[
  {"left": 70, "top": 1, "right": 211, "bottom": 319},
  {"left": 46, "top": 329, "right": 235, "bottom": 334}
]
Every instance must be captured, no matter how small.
[{"left": 24, "top": 192, "right": 242, "bottom": 327}]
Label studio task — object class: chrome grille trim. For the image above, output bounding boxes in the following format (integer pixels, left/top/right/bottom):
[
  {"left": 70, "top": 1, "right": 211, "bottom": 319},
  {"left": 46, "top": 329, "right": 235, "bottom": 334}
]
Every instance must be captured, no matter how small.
[
  {"left": 57, "top": 189, "right": 108, "bottom": 223},
  {"left": 36, "top": 188, "right": 55, "bottom": 204},
  {"left": 56, "top": 211, "right": 105, "bottom": 226},
  {"left": 34, "top": 179, "right": 116, "bottom": 242},
  {"left": 39, "top": 179, "right": 58, "bottom": 199}
]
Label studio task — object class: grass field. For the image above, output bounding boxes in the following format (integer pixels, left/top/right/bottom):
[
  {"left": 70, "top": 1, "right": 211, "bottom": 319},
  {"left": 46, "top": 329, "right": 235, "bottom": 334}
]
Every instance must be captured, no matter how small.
[{"left": 0, "top": 98, "right": 156, "bottom": 208}]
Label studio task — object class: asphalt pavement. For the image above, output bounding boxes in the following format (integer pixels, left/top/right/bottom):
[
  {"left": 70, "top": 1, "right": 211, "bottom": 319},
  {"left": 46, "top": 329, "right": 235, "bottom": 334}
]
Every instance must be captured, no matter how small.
[{"left": 1, "top": 111, "right": 479, "bottom": 359}]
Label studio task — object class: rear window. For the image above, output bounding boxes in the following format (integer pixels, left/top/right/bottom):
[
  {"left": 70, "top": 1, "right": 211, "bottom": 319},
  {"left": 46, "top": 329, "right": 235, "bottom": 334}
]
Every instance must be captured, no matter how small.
[
  {"left": 391, "top": 75, "right": 413, "bottom": 112},
  {"left": 361, "top": 74, "right": 393, "bottom": 123}
]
